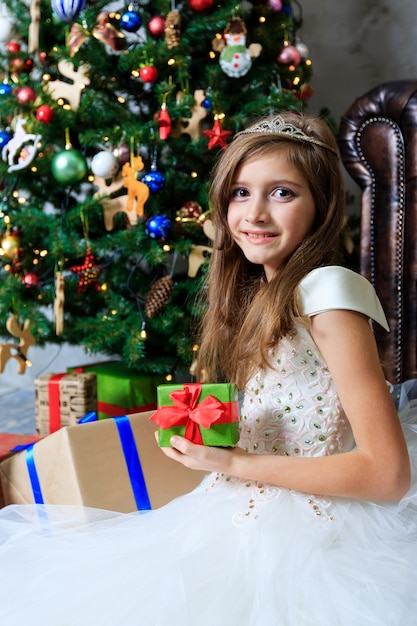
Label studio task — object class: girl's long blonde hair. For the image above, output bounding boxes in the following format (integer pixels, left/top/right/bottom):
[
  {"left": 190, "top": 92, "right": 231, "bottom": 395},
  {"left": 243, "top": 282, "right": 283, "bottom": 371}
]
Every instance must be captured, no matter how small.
[{"left": 196, "top": 112, "right": 346, "bottom": 389}]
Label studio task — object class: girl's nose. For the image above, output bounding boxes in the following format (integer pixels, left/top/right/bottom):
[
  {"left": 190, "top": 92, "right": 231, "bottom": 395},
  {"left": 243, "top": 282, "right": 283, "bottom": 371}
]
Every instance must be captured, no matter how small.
[{"left": 244, "top": 199, "right": 268, "bottom": 223}]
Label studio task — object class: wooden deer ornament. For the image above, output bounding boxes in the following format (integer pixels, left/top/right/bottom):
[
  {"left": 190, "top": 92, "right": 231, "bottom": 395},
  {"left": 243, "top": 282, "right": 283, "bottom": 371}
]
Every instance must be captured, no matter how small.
[
  {"left": 172, "top": 90, "right": 209, "bottom": 141},
  {"left": 121, "top": 157, "right": 150, "bottom": 222},
  {"left": 47, "top": 60, "right": 90, "bottom": 110},
  {"left": 0, "top": 315, "right": 36, "bottom": 374},
  {"left": 92, "top": 174, "right": 129, "bottom": 230},
  {"left": 188, "top": 218, "right": 215, "bottom": 277}
]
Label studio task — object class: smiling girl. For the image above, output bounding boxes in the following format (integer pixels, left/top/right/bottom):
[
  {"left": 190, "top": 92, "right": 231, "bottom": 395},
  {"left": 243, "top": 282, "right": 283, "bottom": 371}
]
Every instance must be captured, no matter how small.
[{"left": 0, "top": 112, "right": 416, "bottom": 626}]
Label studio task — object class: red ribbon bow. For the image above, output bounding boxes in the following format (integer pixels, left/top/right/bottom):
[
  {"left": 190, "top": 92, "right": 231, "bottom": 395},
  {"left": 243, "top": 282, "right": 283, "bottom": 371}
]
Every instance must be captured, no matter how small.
[{"left": 150, "top": 383, "right": 225, "bottom": 444}]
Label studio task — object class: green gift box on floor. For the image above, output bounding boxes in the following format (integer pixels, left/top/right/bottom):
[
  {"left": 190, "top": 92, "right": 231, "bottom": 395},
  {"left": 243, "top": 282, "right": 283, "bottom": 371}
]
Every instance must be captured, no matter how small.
[
  {"left": 68, "top": 362, "right": 166, "bottom": 419},
  {"left": 151, "top": 382, "right": 240, "bottom": 447}
]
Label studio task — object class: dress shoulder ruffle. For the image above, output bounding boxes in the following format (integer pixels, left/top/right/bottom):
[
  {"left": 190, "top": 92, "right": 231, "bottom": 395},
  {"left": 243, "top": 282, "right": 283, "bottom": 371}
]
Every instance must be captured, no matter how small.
[{"left": 298, "top": 265, "right": 389, "bottom": 331}]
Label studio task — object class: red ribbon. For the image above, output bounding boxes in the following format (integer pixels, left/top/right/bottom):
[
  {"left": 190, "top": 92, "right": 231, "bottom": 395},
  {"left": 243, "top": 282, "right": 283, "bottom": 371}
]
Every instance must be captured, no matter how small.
[
  {"left": 97, "top": 401, "right": 156, "bottom": 417},
  {"left": 48, "top": 373, "right": 66, "bottom": 433},
  {"left": 150, "top": 383, "right": 227, "bottom": 444}
]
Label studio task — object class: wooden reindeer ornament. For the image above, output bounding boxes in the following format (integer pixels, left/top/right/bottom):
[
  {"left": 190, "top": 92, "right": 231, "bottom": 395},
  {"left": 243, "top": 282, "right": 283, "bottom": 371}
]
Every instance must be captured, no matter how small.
[
  {"left": 92, "top": 173, "right": 129, "bottom": 230},
  {"left": 47, "top": 60, "right": 90, "bottom": 110},
  {"left": 188, "top": 217, "right": 215, "bottom": 277},
  {"left": 0, "top": 315, "right": 35, "bottom": 374},
  {"left": 121, "top": 157, "right": 150, "bottom": 221},
  {"left": 172, "top": 89, "right": 209, "bottom": 141}
]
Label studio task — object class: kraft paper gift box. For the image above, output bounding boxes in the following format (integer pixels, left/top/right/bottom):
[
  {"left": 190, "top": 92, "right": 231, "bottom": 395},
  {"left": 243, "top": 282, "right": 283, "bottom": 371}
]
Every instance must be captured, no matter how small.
[
  {"left": 35, "top": 373, "right": 97, "bottom": 436},
  {"left": 0, "top": 411, "right": 206, "bottom": 512},
  {"left": 67, "top": 361, "right": 166, "bottom": 419},
  {"left": 152, "top": 382, "right": 240, "bottom": 447}
]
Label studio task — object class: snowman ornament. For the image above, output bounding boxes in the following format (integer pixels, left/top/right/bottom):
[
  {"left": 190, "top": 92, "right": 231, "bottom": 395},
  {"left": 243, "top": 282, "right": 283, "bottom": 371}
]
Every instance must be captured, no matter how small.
[{"left": 214, "top": 18, "right": 262, "bottom": 79}]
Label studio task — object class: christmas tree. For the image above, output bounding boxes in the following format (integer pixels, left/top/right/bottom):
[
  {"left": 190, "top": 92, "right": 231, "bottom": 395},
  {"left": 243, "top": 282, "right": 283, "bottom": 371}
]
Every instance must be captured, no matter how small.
[{"left": 0, "top": 0, "right": 314, "bottom": 378}]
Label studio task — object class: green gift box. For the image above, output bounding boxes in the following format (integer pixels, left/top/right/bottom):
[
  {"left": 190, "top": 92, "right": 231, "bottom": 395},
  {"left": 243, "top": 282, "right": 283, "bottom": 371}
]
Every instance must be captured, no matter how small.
[
  {"left": 151, "top": 382, "right": 240, "bottom": 447},
  {"left": 68, "top": 361, "right": 166, "bottom": 419}
]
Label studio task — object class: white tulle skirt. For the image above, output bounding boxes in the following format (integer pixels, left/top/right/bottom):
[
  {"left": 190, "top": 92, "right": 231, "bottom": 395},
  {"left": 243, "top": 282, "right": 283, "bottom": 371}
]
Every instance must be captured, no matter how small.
[{"left": 1, "top": 402, "right": 417, "bottom": 625}]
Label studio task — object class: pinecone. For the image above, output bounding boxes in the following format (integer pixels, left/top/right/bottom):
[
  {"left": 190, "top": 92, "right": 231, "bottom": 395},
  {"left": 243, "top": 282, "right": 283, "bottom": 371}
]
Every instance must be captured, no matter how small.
[
  {"left": 144, "top": 276, "right": 174, "bottom": 318},
  {"left": 164, "top": 10, "right": 181, "bottom": 49}
]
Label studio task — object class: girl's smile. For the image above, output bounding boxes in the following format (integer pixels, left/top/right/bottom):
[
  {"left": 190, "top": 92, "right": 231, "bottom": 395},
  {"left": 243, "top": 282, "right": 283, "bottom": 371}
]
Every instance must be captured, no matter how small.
[{"left": 227, "top": 152, "right": 316, "bottom": 280}]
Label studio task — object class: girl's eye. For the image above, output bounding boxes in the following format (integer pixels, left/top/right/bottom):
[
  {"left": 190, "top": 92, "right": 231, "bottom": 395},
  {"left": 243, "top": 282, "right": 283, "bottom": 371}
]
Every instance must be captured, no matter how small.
[
  {"left": 231, "top": 187, "right": 249, "bottom": 199},
  {"left": 273, "top": 187, "right": 295, "bottom": 199}
]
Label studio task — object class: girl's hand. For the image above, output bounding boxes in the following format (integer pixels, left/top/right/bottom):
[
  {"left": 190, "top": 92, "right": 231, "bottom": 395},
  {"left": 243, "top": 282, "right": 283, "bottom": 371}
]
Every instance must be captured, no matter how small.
[{"left": 158, "top": 434, "right": 246, "bottom": 474}]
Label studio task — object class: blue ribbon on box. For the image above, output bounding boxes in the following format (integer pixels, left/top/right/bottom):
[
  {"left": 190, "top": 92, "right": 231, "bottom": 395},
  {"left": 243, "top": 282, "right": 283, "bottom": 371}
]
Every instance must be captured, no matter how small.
[
  {"left": 11, "top": 413, "right": 152, "bottom": 511},
  {"left": 114, "top": 415, "right": 151, "bottom": 511},
  {"left": 8, "top": 443, "right": 44, "bottom": 505},
  {"left": 26, "top": 445, "right": 44, "bottom": 505}
]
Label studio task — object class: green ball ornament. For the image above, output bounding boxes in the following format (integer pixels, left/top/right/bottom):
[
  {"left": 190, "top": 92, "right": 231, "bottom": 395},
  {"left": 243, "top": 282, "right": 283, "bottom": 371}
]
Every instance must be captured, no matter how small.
[{"left": 51, "top": 148, "right": 87, "bottom": 184}]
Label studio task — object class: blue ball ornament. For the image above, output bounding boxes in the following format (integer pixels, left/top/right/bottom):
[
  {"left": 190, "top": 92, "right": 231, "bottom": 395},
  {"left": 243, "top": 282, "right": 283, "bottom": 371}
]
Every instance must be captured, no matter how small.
[
  {"left": 142, "top": 169, "right": 165, "bottom": 193},
  {"left": 120, "top": 9, "right": 142, "bottom": 32},
  {"left": 202, "top": 98, "right": 212, "bottom": 110},
  {"left": 145, "top": 215, "right": 172, "bottom": 241},
  {"left": 0, "top": 129, "right": 12, "bottom": 150},
  {"left": 51, "top": 0, "right": 85, "bottom": 23},
  {"left": 0, "top": 83, "right": 12, "bottom": 96}
]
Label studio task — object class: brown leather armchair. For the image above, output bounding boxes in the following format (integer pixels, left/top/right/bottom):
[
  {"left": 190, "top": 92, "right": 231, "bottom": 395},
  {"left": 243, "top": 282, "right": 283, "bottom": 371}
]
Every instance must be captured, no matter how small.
[{"left": 338, "top": 80, "right": 417, "bottom": 385}]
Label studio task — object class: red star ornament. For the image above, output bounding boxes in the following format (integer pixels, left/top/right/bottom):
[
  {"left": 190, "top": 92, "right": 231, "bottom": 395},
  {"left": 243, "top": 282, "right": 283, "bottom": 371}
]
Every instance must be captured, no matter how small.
[
  {"left": 70, "top": 247, "right": 102, "bottom": 293},
  {"left": 203, "top": 117, "right": 232, "bottom": 150}
]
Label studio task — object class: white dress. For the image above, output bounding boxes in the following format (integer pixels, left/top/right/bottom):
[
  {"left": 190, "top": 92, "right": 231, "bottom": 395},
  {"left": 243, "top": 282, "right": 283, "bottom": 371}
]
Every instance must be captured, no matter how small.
[{"left": 1, "top": 266, "right": 417, "bottom": 626}]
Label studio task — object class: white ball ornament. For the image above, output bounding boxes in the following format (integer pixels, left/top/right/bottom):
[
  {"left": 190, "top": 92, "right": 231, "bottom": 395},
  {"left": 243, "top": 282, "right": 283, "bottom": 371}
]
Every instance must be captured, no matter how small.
[
  {"left": 91, "top": 151, "right": 118, "bottom": 178},
  {"left": 0, "top": 14, "right": 14, "bottom": 42}
]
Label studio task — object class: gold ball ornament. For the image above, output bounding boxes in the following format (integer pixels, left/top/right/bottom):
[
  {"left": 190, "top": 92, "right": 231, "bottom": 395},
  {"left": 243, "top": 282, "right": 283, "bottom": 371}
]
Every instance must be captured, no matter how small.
[{"left": 1, "top": 231, "right": 21, "bottom": 260}]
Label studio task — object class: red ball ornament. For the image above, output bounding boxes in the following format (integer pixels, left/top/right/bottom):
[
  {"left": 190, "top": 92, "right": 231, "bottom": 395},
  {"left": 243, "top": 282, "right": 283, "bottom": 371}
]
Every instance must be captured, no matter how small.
[
  {"left": 113, "top": 142, "right": 130, "bottom": 167},
  {"left": 22, "top": 271, "right": 40, "bottom": 288},
  {"left": 36, "top": 104, "right": 54, "bottom": 123},
  {"left": 148, "top": 15, "right": 165, "bottom": 38},
  {"left": 187, "top": 0, "right": 214, "bottom": 11},
  {"left": 277, "top": 45, "right": 302, "bottom": 66},
  {"left": 294, "top": 84, "right": 314, "bottom": 102},
  {"left": 268, "top": 0, "right": 283, "bottom": 10},
  {"left": 139, "top": 64, "right": 158, "bottom": 83},
  {"left": 10, "top": 57, "right": 34, "bottom": 75},
  {"left": 16, "top": 86, "right": 37, "bottom": 104},
  {"left": 6, "top": 40, "right": 20, "bottom": 53}
]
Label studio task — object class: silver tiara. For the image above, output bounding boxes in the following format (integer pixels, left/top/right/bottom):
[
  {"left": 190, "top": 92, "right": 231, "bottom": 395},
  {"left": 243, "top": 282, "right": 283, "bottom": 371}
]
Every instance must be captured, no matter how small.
[{"left": 236, "top": 115, "right": 339, "bottom": 156}]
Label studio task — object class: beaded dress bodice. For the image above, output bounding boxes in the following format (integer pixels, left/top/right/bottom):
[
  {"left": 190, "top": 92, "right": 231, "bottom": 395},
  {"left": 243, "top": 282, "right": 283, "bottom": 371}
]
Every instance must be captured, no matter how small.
[
  {"left": 238, "top": 324, "right": 354, "bottom": 458},
  {"left": 235, "top": 263, "right": 390, "bottom": 459}
]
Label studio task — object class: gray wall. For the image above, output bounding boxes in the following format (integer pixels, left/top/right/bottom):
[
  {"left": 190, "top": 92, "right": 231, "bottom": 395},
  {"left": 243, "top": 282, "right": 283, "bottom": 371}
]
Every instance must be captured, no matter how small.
[
  {"left": 303, "top": 0, "right": 417, "bottom": 122},
  {"left": 301, "top": 0, "right": 417, "bottom": 206}
]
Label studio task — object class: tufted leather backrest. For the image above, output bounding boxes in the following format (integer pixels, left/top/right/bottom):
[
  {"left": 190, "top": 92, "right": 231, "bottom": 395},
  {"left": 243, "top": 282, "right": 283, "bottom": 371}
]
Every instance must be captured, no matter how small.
[{"left": 338, "top": 80, "right": 417, "bottom": 384}]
